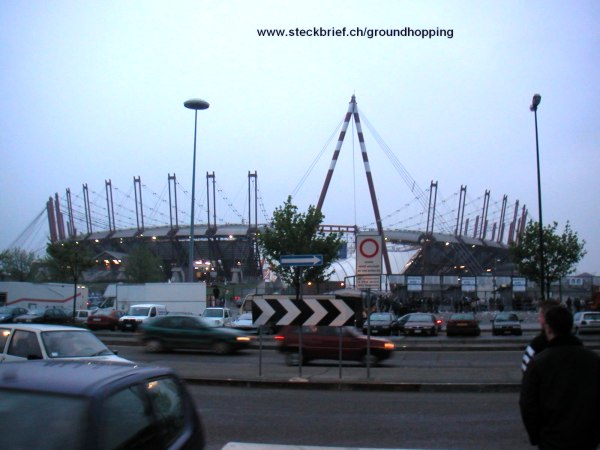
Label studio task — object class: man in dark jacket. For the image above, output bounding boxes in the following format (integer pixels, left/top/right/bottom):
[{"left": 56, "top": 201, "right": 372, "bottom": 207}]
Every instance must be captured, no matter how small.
[
  {"left": 520, "top": 305, "right": 600, "bottom": 449},
  {"left": 521, "top": 300, "right": 559, "bottom": 373}
]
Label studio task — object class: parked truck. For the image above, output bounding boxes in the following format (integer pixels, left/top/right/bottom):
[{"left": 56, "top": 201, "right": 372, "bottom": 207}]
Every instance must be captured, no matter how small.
[
  {"left": 0, "top": 281, "right": 88, "bottom": 313},
  {"left": 100, "top": 282, "right": 207, "bottom": 316}
]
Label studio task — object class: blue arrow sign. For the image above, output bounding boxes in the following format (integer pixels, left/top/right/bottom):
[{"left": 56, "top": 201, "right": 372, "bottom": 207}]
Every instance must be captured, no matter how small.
[{"left": 280, "top": 254, "right": 323, "bottom": 267}]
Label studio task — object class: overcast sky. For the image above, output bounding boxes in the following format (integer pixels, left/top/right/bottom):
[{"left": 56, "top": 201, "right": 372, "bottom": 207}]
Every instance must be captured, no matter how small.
[{"left": 1, "top": 1, "right": 598, "bottom": 274}]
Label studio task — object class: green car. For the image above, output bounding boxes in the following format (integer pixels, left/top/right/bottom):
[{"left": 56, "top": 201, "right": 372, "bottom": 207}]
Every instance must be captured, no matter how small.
[{"left": 138, "top": 314, "right": 253, "bottom": 354}]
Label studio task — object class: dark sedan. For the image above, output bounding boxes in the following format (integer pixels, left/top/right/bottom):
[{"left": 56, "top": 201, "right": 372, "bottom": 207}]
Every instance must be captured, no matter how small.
[
  {"left": 362, "top": 312, "right": 399, "bottom": 336},
  {"left": 446, "top": 312, "right": 481, "bottom": 337},
  {"left": 14, "top": 307, "right": 72, "bottom": 325},
  {"left": 138, "top": 314, "right": 253, "bottom": 354},
  {"left": 0, "top": 360, "right": 205, "bottom": 449},
  {"left": 401, "top": 313, "right": 442, "bottom": 336},
  {"left": 0, "top": 306, "right": 29, "bottom": 323}
]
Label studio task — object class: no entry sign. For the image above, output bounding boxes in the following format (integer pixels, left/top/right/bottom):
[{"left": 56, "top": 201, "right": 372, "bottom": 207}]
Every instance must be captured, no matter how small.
[{"left": 356, "top": 234, "right": 382, "bottom": 289}]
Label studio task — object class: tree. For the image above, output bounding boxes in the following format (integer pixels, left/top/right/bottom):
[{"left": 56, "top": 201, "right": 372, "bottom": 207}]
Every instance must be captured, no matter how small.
[
  {"left": 45, "top": 241, "right": 96, "bottom": 283},
  {"left": 45, "top": 240, "right": 97, "bottom": 320},
  {"left": 0, "top": 248, "right": 36, "bottom": 281},
  {"left": 510, "top": 220, "right": 586, "bottom": 298},
  {"left": 257, "top": 196, "right": 343, "bottom": 295},
  {"left": 124, "top": 243, "right": 166, "bottom": 283}
]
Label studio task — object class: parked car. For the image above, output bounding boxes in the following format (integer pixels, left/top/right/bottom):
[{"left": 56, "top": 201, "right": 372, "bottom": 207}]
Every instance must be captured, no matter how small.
[
  {"left": 0, "top": 323, "right": 130, "bottom": 362},
  {"left": 400, "top": 313, "right": 442, "bottom": 336},
  {"left": 87, "top": 309, "right": 125, "bottom": 331},
  {"left": 573, "top": 311, "right": 600, "bottom": 334},
  {"left": 446, "top": 312, "right": 481, "bottom": 337},
  {"left": 14, "top": 307, "right": 72, "bottom": 325},
  {"left": 0, "top": 306, "right": 29, "bottom": 323},
  {"left": 230, "top": 312, "right": 259, "bottom": 333},
  {"left": 0, "top": 360, "right": 205, "bottom": 449},
  {"left": 362, "top": 312, "right": 399, "bottom": 336},
  {"left": 275, "top": 325, "right": 395, "bottom": 366},
  {"left": 202, "top": 307, "right": 232, "bottom": 327},
  {"left": 74, "top": 309, "right": 92, "bottom": 324},
  {"left": 397, "top": 312, "right": 442, "bottom": 335},
  {"left": 138, "top": 314, "right": 253, "bottom": 354},
  {"left": 491, "top": 311, "right": 522, "bottom": 336},
  {"left": 119, "top": 303, "right": 168, "bottom": 331}
]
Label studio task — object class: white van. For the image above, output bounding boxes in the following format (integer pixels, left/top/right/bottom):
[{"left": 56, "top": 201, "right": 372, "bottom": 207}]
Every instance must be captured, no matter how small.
[{"left": 119, "top": 304, "right": 168, "bottom": 331}]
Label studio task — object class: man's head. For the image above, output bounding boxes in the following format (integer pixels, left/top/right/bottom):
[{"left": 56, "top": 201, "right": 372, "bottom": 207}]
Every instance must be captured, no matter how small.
[
  {"left": 538, "top": 300, "right": 560, "bottom": 326},
  {"left": 543, "top": 305, "right": 573, "bottom": 340}
]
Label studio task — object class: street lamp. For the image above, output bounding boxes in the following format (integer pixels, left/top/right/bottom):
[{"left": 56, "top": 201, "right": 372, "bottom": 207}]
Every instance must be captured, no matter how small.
[
  {"left": 530, "top": 93, "right": 545, "bottom": 300},
  {"left": 184, "top": 98, "right": 210, "bottom": 282}
]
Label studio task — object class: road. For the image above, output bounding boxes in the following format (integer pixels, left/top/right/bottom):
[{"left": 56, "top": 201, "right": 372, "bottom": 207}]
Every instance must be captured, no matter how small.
[
  {"left": 105, "top": 336, "right": 599, "bottom": 449},
  {"left": 111, "top": 344, "right": 527, "bottom": 386},
  {"left": 189, "top": 385, "right": 527, "bottom": 450}
]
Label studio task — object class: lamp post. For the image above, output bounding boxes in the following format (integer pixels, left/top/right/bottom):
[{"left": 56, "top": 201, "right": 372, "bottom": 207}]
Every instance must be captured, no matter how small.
[
  {"left": 530, "top": 93, "right": 545, "bottom": 300},
  {"left": 184, "top": 98, "right": 210, "bottom": 282}
]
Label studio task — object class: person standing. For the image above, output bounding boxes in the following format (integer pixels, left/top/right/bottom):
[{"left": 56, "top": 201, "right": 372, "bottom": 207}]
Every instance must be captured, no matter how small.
[
  {"left": 520, "top": 305, "right": 600, "bottom": 449},
  {"left": 521, "top": 300, "right": 559, "bottom": 373}
]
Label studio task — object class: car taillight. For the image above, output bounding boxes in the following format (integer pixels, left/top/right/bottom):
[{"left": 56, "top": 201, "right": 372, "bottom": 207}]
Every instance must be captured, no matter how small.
[
  {"left": 435, "top": 319, "right": 443, "bottom": 325},
  {"left": 384, "top": 343, "right": 395, "bottom": 350},
  {"left": 274, "top": 335, "right": 285, "bottom": 341}
]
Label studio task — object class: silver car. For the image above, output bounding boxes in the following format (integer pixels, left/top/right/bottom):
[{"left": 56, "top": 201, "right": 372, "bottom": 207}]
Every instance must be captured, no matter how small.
[
  {"left": 491, "top": 312, "right": 522, "bottom": 336},
  {"left": 573, "top": 311, "right": 600, "bottom": 334},
  {"left": 0, "top": 323, "right": 130, "bottom": 363}
]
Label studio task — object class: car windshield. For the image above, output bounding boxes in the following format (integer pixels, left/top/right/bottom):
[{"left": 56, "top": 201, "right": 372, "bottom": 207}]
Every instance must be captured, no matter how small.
[
  {"left": 0, "top": 390, "right": 87, "bottom": 448},
  {"left": 236, "top": 313, "right": 252, "bottom": 321},
  {"left": 203, "top": 309, "right": 223, "bottom": 318},
  {"left": 128, "top": 307, "right": 150, "bottom": 316},
  {"left": 41, "top": 330, "right": 113, "bottom": 358},
  {"left": 370, "top": 313, "right": 393, "bottom": 321},
  {"left": 408, "top": 314, "right": 432, "bottom": 322},
  {"left": 25, "top": 308, "right": 45, "bottom": 315}
]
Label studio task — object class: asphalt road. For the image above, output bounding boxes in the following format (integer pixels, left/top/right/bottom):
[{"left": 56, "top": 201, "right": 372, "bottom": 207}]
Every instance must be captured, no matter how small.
[
  {"left": 104, "top": 330, "right": 599, "bottom": 389},
  {"left": 190, "top": 385, "right": 528, "bottom": 450}
]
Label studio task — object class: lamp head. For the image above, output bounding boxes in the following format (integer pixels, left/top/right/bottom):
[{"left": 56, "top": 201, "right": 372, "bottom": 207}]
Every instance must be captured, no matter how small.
[
  {"left": 184, "top": 99, "right": 210, "bottom": 110},
  {"left": 530, "top": 94, "right": 541, "bottom": 112}
]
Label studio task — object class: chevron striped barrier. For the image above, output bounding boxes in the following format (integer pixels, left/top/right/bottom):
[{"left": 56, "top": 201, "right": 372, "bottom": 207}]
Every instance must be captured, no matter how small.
[{"left": 251, "top": 296, "right": 356, "bottom": 327}]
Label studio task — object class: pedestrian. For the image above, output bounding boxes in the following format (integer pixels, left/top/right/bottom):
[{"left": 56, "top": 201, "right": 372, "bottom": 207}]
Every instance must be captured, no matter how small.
[
  {"left": 212, "top": 285, "right": 220, "bottom": 307},
  {"left": 520, "top": 305, "right": 600, "bottom": 449},
  {"left": 521, "top": 300, "right": 559, "bottom": 373}
]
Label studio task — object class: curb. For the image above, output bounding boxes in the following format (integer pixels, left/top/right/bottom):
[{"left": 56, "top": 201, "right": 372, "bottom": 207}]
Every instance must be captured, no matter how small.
[{"left": 182, "top": 376, "right": 521, "bottom": 393}]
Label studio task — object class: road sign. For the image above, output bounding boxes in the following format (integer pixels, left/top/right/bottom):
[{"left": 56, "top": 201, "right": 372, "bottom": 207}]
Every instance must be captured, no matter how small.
[
  {"left": 280, "top": 254, "right": 323, "bottom": 267},
  {"left": 252, "top": 296, "right": 355, "bottom": 327},
  {"left": 356, "top": 234, "right": 382, "bottom": 289}
]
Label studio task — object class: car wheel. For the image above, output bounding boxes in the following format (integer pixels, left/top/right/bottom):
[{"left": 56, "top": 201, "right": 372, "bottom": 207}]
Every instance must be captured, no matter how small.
[
  {"left": 285, "top": 352, "right": 304, "bottom": 366},
  {"left": 145, "top": 339, "right": 163, "bottom": 353},
  {"left": 212, "top": 341, "right": 232, "bottom": 355},
  {"left": 361, "top": 353, "right": 379, "bottom": 367}
]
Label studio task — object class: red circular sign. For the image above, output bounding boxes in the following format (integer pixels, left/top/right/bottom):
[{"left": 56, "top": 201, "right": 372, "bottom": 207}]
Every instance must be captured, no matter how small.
[{"left": 359, "top": 238, "right": 379, "bottom": 258}]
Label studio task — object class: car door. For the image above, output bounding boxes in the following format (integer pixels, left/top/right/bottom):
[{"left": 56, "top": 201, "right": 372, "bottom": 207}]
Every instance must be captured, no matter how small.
[
  {"left": 4, "top": 329, "right": 43, "bottom": 361},
  {"left": 173, "top": 317, "right": 210, "bottom": 350}
]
